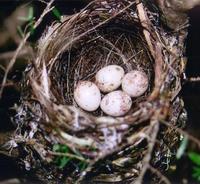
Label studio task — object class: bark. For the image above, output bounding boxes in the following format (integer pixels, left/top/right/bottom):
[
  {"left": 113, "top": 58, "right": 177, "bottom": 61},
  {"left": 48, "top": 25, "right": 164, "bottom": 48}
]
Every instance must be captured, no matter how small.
[{"left": 156, "top": 0, "right": 200, "bottom": 29}]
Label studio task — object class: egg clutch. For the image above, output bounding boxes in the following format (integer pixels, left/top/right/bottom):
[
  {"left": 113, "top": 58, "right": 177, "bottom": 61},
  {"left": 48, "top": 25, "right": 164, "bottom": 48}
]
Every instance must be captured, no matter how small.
[{"left": 74, "top": 65, "right": 149, "bottom": 117}]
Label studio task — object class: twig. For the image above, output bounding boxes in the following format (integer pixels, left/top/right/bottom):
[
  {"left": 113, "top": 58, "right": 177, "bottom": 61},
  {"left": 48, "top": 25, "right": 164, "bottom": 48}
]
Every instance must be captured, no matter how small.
[
  {"left": 0, "top": 0, "right": 55, "bottom": 98},
  {"left": 148, "top": 165, "right": 171, "bottom": 184},
  {"left": 99, "top": 36, "right": 129, "bottom": 67},
  {"left": 0, "top": 48, "right": 30, "bottom": 61},
  {"left": 133, "top": 120, "right": 160, "bottom": 184},
  {"left": 136, "top": 0, "right": 155, "bottom": 57},
  {"left": 187, "top": 77, "right": 200, "bottom": 82},
  {"left": 0, "top": 82, "right": 15, "bottom": 88},
  {"left": 148, "top": 42, "right": 165, "bottom": 100},
  {"left": 136, "top": 0, "right": 164, "bottom": 100},
  {"left": 76, "top": 126, "right": 150, "bottom": 183},
  {"left": 48, "top": 150, "right": 89, "bottom": 163},
  {"left": 50, "top": 1, "right": 136, "bottom": 68},
  {"left": 161, "top": 120, "right": 200, "bottom": 149},
  {"left": 0, "top": 178, "right": 21, "bottom": 184}
]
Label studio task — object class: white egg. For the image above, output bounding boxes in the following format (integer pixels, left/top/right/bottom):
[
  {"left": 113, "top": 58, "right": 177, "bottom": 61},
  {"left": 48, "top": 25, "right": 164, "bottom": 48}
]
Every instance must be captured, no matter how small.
[
  {"left": 100, "top": 90, "right": 132, "bottom": 117},
  {"left": 74, "top": 81, "right": 101, "bottom": 111},
  {"left": 122, "top": 70, "right": 149, "bottom": 97},
  {"left": 95, "top": 65, "right": 125, "bottom": 93}
]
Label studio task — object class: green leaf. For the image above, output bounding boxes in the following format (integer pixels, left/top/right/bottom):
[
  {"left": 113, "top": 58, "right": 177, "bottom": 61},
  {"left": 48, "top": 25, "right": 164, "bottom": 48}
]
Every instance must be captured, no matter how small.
[
  {"left": 192, "top": 168, "right": 200, "bottom": 181},
  {"left": 189, "top": 152, "right": 200, "bottom": 166},
  {"left": 52, "top": 7, "right": 61, "bottom": 21},
  {"left": 176, "top": 136, "right": 188, "bottom": 159},
  {"left": 60, "top": 145, "right": 69, "bottom": 153},
  {"left": 53, "top": 144, "right": 69, "bottom": 153},
  {"left": 59, "top": 156, "right": 71, "bottom": 169},
  {"left": 17, "top": 6, "right": 35, "bottom": 36},
  {"left": 193, "top": 166, "right": 200, "bottom": 173},
  {"left": 18, "top": 6, "right": 34, "bottom": 21},
  {"left": 53, "top": 144, "right": 60, "bottom": 152},
  {"left": 29, "top": 21, "right": 35, "bottom": 35},
  {"left": 17, "top": 26, "right": 24, "bottom": 38},
  {"left": 78, "top": 161, "right": 87, "bottom": 171},
  {"left": 18, "top": 16, "right": 30, "bottom": 21},
  {"left": 27, "top": 6, "right": 34, "bottom": 20}
]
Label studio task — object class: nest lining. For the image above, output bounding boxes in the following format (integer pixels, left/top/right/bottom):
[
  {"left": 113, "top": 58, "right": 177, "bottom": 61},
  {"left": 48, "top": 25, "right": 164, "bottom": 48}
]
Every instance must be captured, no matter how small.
[
  {"left": 11, "top": 0, "right": 188, "bottom": 183},
  {"left": 52, "top": 25, "right": 154, "bottom": 111}
]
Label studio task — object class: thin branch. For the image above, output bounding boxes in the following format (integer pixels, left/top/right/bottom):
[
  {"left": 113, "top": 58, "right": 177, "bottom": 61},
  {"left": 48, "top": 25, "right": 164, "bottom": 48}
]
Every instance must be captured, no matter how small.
[
  {"left": 187, "top": 77, "right": 200, "bottom": 82},
  {"left": 149, "top": 165, "right": 171, "bottom": 184},
  {"left": 0, "top": 178, "right": 21, "bottom": 184},
  {"left": 136, "top": 0, "right": 155, "bottom": 57},
  {"left": 0, "top": 82, "right": 15, "bottom": 88},
  {"left": 136, "top": 0, "right": 164, "bottom": 101},
  {"left": 0, "top": 0, "right": 55, "bottom": 98},
  {"left": 133, "top": 120, "right": 160, "bottom": 184},
  {"left": 161, "top": 120, "right": 200, "bottom": 149},
  {"left": 0, "top": 48, "right": 31, "bottom": 61}
]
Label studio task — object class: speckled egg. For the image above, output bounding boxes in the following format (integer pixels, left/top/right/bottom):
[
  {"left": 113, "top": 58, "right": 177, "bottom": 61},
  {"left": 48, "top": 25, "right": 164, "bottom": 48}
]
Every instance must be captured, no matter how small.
[
  {"left": 74, "top": 81, "right": 101, "bottom": 111},
  {"left": 122, "top": 70, "right": 149, "bottom": 97},
  {"left": 100, "top": 90, "right": 132, "bottom": 117},
  {"left": 95, "top": 65, "right": 125, "bottom": 93}
]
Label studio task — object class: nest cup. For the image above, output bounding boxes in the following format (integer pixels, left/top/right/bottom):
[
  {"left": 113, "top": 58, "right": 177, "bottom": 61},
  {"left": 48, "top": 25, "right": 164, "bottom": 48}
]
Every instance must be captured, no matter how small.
[{"left": 13, "top": 0, "right": 188, "bottom": 183}]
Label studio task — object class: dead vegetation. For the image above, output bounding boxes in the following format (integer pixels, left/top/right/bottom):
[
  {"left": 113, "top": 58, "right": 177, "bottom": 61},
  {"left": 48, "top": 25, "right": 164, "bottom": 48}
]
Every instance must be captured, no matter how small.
[{"left": 1, "top": 0, "right": 200, "bottom": 183}]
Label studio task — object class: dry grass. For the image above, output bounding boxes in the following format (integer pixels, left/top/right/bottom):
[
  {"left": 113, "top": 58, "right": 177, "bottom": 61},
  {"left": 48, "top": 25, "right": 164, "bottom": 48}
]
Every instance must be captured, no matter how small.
[{"left": 2, "top": 0, "right": 199, "bottom": 183}]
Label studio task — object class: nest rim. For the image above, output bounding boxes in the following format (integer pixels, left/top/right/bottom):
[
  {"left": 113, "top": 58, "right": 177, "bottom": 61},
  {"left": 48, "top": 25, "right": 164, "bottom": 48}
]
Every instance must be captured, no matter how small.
[{"left": 12, "top": 0, "right": 188, "bottom": 183}]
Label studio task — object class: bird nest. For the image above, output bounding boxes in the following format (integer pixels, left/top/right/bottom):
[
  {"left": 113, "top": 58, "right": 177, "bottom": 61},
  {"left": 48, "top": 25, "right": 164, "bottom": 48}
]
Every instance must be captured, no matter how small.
[{"left": 12, "top": 0, "right": 188, "bottom": 183}]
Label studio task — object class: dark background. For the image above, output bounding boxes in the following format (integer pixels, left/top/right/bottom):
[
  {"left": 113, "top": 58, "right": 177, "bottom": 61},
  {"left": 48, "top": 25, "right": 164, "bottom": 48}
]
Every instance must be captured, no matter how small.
[{"left": 0, "top": 1, "right": 200, "bottom": 183}]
